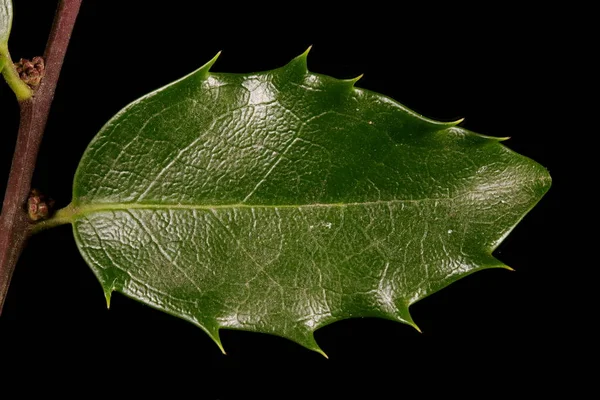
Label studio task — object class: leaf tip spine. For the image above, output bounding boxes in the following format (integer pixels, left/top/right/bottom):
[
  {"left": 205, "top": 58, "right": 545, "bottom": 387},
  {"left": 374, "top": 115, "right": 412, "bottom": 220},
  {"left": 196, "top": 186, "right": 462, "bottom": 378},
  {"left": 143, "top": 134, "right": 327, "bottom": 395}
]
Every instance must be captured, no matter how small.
[
  {"left": 480, "top": 255, "right": 513, "bottom": 272},
  {"left": 478, "top": 133, "right": 511, "bottom": 142},
  {"left": 399, "top": 306, "right": 422, "bottom": 333},
  {"left": 209, "top": 328, "right": 226, "bottom": 355},
  {"left": 302, "top": 331, "right": 327, "bottom": 358},
  {"left": 450, "top": 117, "right": 465, "bottom": 126},
  {"left": 406, "top": 316, "right": 422, "bottom": 334},
  {"left": 307, "top": 339, "right": 328, "bottom": 359},
  {"left": 314, "top": 347, "right": 329, "bottom": 359},
  {"left": 286, "top": 46, "right": 312, "bottom": 75},
  {"left": 340, "top": 73, "right": 364, "bottom": 88},
  {"left": 302, "top": 44, "right": 313, "bottom": 59},
  {"left": 197, "top": 51, "right": 221, "bottom": 78},
  {"left": 104, "top": 289, "right": 113, "bottom": 309},
  {"left": 215, "top": 338, "right": 227, "bottom": 355}
]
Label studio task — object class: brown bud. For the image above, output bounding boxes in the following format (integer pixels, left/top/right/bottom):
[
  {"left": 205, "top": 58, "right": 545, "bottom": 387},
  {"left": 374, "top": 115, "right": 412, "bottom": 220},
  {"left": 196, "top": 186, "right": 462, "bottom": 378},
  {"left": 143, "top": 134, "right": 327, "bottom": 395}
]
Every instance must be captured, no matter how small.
[
  {"left": 27, "top": 189, "right": 54, "bottom": 222},
  {"left": 14, "top": 56, "right": 45, "bottom": 90}
]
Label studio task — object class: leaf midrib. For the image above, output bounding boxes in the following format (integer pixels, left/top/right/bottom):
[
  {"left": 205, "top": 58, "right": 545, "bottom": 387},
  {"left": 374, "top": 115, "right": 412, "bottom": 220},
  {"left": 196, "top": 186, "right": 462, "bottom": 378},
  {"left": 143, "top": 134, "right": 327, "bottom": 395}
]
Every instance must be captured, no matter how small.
[
  {"left": 35, "top": 172, "right": 545, "bottom": 233},
  {"left": 36, "top": 196, "right": 449, "bottom": 233},
  {"left": 72, "top": 197, "right": 447, "bottom": 215}
]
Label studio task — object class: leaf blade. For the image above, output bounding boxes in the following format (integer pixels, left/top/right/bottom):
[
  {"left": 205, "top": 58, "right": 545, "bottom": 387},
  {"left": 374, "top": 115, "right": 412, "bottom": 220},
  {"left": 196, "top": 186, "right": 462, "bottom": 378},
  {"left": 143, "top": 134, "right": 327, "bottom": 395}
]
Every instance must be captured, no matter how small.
[
  {"left": 70, "top": 51, "right": 551, "bottom": 353},
  {"left": 0, "top": 0, "right": 11, "bottom": 47}
]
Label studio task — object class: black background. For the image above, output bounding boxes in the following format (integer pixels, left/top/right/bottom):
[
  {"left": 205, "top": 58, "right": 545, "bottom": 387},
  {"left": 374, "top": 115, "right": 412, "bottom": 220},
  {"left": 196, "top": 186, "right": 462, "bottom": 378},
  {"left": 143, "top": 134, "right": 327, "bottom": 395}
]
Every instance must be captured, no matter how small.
[{"left": 1, "top": 0, "right": 566, "bottom": 380}]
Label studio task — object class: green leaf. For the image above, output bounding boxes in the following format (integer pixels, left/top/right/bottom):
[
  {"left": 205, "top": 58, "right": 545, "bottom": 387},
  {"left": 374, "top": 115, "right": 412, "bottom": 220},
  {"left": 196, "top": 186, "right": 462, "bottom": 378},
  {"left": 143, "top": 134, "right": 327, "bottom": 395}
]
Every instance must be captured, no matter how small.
[
  {"left": 64, "top": 50, "right": 551, "bottom": 355},
  {"left": 0, "top": 0, "right": 31, "bottom": 101},
  {"left": 0, "top": 0, "right": 12, "bottom": 48}
]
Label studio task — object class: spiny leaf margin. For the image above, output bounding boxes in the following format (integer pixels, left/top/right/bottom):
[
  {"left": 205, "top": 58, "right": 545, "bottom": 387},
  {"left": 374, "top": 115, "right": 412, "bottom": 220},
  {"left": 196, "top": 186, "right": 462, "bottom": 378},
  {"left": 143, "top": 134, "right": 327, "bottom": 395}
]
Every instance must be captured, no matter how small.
[{"left": 65, "top": 48, "right": 551, "bottom": 356}]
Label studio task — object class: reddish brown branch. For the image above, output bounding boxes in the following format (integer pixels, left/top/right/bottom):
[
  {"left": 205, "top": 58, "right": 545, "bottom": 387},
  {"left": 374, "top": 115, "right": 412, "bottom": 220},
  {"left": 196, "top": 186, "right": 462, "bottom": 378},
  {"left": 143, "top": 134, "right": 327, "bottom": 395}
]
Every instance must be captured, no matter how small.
[{"left": 0, "top": 0, "right": 82, "bottom": 314}]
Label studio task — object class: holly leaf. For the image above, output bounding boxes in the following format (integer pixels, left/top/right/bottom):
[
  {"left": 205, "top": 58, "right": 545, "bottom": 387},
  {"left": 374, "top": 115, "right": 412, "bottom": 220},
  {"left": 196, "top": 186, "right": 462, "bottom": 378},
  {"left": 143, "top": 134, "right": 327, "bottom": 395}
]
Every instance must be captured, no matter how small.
[
  {"left": 0, "top": 0, "right": 11, "bottom": 48},
  {"left": 58, "top": 50, "right": 550, "bottom": 355}
]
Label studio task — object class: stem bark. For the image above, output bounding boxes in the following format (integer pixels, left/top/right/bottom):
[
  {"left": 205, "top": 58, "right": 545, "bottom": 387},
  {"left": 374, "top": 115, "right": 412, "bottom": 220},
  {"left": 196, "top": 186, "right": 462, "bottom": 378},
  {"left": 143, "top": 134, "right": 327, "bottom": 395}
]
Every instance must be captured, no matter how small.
[{"left": 0, "top": 0, "right": 82, "bottom": 314}]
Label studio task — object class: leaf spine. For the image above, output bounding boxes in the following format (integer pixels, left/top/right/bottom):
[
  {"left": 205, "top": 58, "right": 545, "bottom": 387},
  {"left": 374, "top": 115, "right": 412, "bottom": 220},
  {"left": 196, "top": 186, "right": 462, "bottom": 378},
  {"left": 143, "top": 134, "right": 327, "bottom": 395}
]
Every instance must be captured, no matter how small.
[
  {"left": 196, "top": 51, "right": 221, "bottom": 79},
  {"left": 210, "top": 329, "right": 226, "bottom": 355},
  {"left": 450, "top": 117, "right": 465, "bottom": 126},
  {"left": 395, "top": 305, "right": 422, "bottom": 333},
  {"left": 104, "top": 289, "right": 113, "bottom": 309},
  {"left": 285, "top": 46, "right": 312, "bottom": 76},
  {"left": 339, "top": 73, "right": 364, "bottom": 89}
]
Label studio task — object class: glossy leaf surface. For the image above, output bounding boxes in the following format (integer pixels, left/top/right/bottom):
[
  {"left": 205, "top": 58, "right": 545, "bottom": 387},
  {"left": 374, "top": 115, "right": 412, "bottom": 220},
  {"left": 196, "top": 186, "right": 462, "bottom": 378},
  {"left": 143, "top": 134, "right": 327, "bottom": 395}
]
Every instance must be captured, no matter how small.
[
  {"left": 68, "top": 51, "right": 551, "bottom": 354},
  {"left": 0, "top": 0, "right": 11, "bottom": 47}
]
